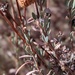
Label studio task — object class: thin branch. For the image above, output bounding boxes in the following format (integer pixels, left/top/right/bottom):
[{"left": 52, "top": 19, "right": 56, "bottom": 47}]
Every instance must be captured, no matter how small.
[
  {"left": 15, "top": 60, "right": 34, "bottom": 75},
  {"left": 35, "top": 1, "right": 39, "bottom": 18},
  {"left": 10, "top": 0, "right": 18, "bottom": 44},
  {"left": 16, "top": 0, "right": 22, "bottom": 21},
  {"left": 0, "top": 11, "right": 26, "bottom": 44},
  {"left": 26, "top": 70, "right": 39, "bottom": 75},
  {"left": 16, "top": 0, "right": 24, "bottom": 27}
]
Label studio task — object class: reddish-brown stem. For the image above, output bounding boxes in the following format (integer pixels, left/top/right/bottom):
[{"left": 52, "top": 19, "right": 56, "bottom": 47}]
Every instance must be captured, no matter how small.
[
  {"left": 0, "top": 11, "right": 47, "bottom": 68},
  {"left": 0, "top": 11, "right": 26, "bottom": 44},
  {"left": 24, "top": 7, "right": 27, "bottom": 25},
  {"left": 10, "top": 0, "right": 16, "bottom": 25},
  {"left": 35, "top": 1, "right": 39, "bottom": 18},
  {"left": 10, "top": 0, "right": 18, "bottom": 44},
  {"left": 5, "top": 10, "right": 19, "bottom": 26},
  {"left": 16, "top": 0, "right": 22, "bottom": 21},
  {"left": 16, "top": 0, "right": 24, "bottom": 27},
  {"left": 39, "top": 0, "right": 42, "bottom": 11},
  {"left": 30, "top": 44, "right": 48, "bottom": 68}
]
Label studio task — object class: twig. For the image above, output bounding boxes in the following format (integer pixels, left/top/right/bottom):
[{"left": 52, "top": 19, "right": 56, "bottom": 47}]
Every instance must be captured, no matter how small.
[
  {"left": 0, "top": 10, "right": 47, "bottom": 68},
  {"left": 16, "top": 0, "right": 24, "bottom": 27},
  {"left": 0, "top": 11, "right": 26, "bottom": 44},
  {"left": 26, "top": 70, "right": 39, "bottom": 75},
  {"left": 35, "top": 1, "right": 39, "bottom": 18},
  {"left": 15, "top": 60, "right": 34, "bottom": 75},
  {"left": 10, "top": 0, "right": 18, "bottom": 44}
]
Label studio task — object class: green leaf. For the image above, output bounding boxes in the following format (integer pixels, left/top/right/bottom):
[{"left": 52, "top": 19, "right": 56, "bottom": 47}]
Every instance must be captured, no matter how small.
[
  {"left": 65, "top": 0, "right": 70, "bottom": 6},
  {"left": 67, "top": 0, "right": 71, "bottom": 7},
  {"left": 72, "top": 0, "right": 75, "bottom": 8},
  {"left": 69, "top": 0, "right": 73, "bottom": 8},
  {"left": 71, "top": 8, "right": 75, "bottom": 18},
  {"left": 32, "top": 12, "right": 37, "bottom": 20},
  {"left": 45, "top": 36, "right": 49, "bottom": 43},
  {"left": 41, "top": 33, "right": 45, "bottom": 41},
  {"left": 24, "top": 34, "right": 28, "bottom": 41},
  {"left": 36, "top": 47, "right": 43, "bottom": 56}
]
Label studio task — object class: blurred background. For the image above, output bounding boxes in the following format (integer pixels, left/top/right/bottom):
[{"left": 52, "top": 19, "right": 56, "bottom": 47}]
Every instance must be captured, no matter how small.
[{"left": 0, "top": 0, "right": 75, "bottom": 75}]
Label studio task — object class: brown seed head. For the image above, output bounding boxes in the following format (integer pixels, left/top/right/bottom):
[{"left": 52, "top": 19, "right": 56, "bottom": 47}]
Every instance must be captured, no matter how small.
[{"left": 18, "top": 0, "right": 36, "bottom": 8}]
